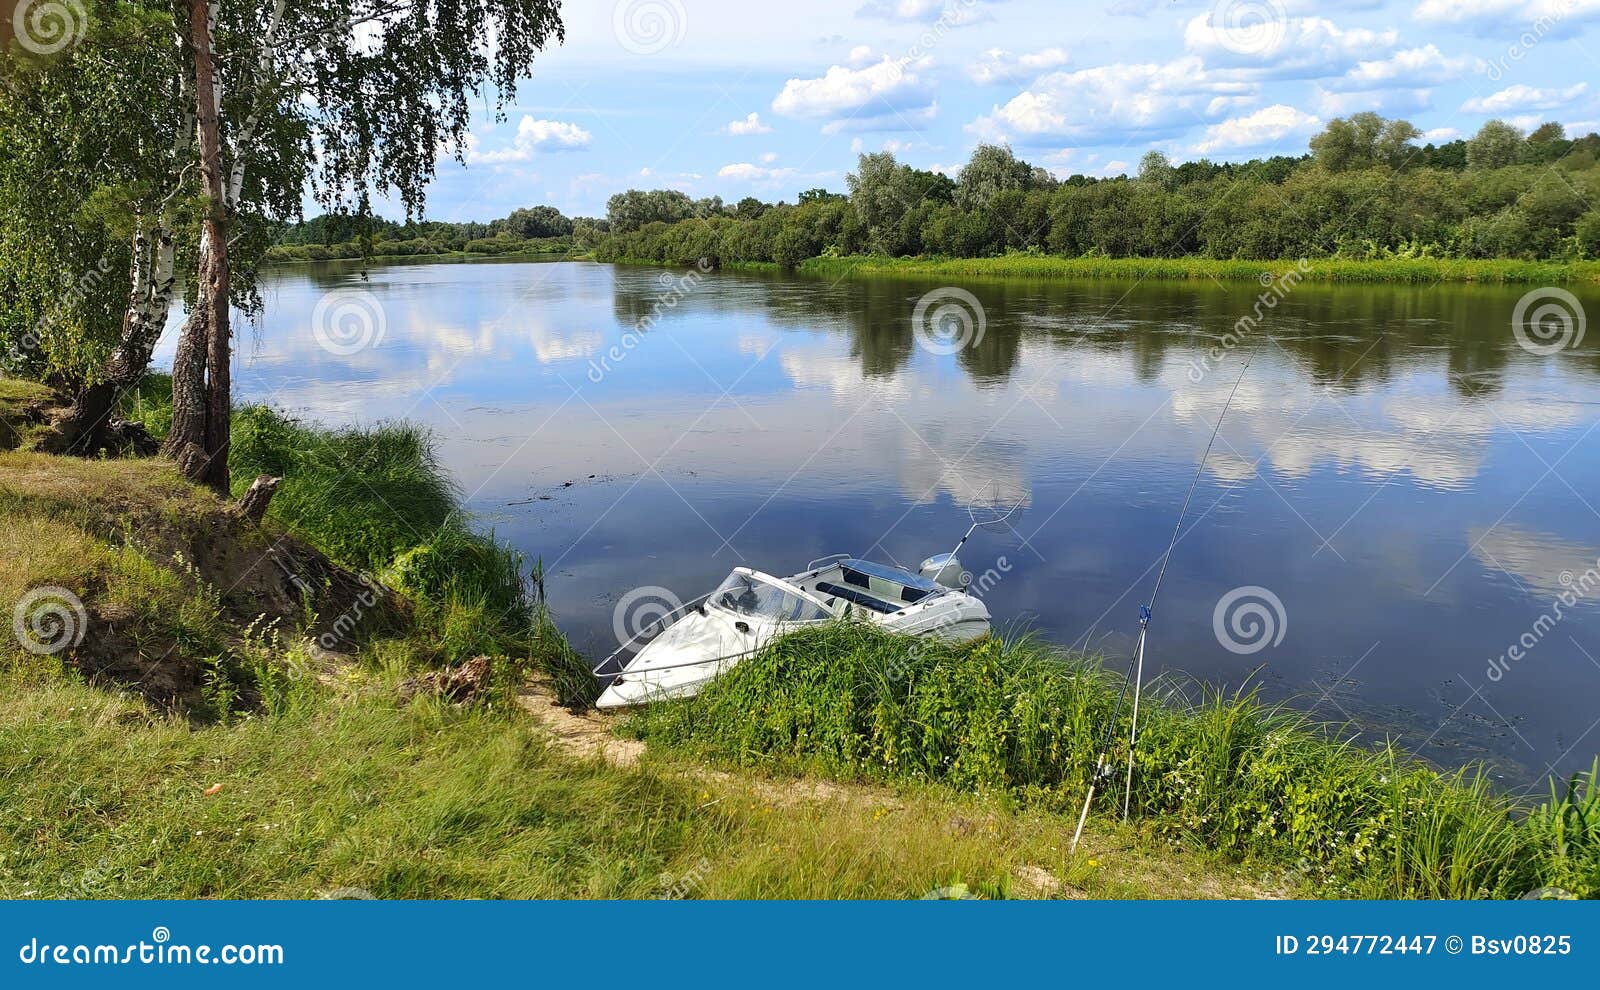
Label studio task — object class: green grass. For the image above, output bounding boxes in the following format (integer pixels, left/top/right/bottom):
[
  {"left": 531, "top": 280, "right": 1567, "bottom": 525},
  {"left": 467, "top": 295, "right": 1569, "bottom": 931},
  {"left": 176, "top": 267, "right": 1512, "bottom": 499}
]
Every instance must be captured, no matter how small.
[
  {"left": 793, "top": 254, "right": 1600, "bottom": 285},
  {"left": 226, "top": 406, "right": 591, "bottom": 699},
  {"left": 0, "top": 375, "right": 53, "bottom": 451},
  {"left": 627, "top": 624, "right": 1600, "bottom": 899},
  {"left": 0, "top": 662, "right": 1285, "bottom": 899}
]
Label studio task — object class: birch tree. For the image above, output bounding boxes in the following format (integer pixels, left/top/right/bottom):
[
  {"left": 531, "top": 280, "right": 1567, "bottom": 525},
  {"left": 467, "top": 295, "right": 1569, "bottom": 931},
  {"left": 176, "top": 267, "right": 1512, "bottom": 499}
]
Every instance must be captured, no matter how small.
[{"left": 162, "top": 0, "right": 567, "bottom": 491}]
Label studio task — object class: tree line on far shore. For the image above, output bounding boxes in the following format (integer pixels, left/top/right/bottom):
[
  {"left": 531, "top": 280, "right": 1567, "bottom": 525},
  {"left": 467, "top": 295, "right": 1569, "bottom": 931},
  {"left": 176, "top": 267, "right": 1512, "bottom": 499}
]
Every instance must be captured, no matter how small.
[
  {"left": 593, "top": 116, "right": 1600, "bottom": 268},
  {"left": 271, "top": 114, "right": 1600, "bottom": 270}
]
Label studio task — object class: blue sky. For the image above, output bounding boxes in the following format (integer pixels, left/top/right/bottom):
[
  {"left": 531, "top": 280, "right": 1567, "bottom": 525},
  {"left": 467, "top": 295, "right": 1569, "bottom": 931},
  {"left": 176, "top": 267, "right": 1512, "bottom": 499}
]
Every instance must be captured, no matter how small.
[{"left": 410, "top": 0, "right": 1600, "bottom": 221}]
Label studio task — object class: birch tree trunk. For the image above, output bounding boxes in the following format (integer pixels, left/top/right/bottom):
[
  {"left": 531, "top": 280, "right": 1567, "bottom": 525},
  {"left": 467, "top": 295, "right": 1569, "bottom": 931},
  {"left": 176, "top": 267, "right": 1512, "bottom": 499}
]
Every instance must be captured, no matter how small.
[{"left": 163, "top": 0, "right": 231, "bottom": 493}]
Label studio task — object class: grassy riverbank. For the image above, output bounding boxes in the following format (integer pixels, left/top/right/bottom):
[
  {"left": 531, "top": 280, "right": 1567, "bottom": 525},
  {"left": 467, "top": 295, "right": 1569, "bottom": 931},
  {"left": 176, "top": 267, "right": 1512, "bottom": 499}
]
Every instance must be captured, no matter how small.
[
  {"left": 795, "top": 254, "right": 1600, "bottom": 285},
  {"left": 594, "top": 251, "right": 1600, "bottom": 285},
  {"left": 630, "top": 625, "right": 1600, "bottom": 899}
]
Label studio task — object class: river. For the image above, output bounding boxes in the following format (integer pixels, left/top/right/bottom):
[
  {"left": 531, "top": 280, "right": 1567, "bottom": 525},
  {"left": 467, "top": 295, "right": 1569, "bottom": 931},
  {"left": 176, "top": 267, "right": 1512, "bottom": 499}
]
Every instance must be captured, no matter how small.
[{"left": 216, "top": 257, "right": 1600, "bottom": 786}]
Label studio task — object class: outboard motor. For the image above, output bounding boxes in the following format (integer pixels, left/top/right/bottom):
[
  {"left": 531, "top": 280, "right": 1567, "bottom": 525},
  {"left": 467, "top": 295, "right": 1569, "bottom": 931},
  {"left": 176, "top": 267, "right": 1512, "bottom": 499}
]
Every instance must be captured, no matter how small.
[{"left": 919, "top": 553, "right": 969, "bottom": 591}]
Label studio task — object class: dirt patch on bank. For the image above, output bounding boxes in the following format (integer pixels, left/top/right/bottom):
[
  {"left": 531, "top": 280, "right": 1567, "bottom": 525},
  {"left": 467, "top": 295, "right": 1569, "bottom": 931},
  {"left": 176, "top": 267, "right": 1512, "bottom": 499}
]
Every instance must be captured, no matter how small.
[{"left": 1, "top": 451, "right": 409, "bottom": 713}]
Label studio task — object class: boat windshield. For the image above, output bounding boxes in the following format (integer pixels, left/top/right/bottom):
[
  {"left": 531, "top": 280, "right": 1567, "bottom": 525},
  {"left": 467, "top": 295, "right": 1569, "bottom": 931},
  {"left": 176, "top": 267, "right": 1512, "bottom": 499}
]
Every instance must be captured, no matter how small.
[{"left": 710, "top": 570, "right": 831, "bottom": 622}]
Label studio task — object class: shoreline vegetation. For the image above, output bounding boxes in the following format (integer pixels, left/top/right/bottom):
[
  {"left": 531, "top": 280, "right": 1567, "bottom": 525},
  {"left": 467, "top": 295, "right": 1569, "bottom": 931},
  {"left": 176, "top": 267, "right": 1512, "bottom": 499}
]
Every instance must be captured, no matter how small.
[
  {"left": 608, "top": 252, "right": 1600, "bottom": 286},
  {"left": 265, "top": 245, "right": 1600, "bottom": 287},
  {"left": 2, "top": 376, "right": 1597, "bottom": 898},
  {"left": 260, "top": 113, "right": 1600, "bottom": 287}
]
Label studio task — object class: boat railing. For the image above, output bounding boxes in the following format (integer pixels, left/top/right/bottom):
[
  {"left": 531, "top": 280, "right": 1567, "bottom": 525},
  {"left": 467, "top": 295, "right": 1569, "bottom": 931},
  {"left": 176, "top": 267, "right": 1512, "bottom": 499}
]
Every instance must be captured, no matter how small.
[
  {"left": 591, "top": 592, "right": 714, "bottom": 681},
  {"left": 804, "top": 552, "right": 851, "bottom": 572}
]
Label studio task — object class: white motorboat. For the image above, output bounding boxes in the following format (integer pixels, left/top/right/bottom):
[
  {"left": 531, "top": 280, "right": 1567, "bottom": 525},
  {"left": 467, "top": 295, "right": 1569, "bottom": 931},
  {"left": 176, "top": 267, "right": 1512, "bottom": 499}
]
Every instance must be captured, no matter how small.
[{"left": 594, "top": 553, "right": 992, "bottom": 709}]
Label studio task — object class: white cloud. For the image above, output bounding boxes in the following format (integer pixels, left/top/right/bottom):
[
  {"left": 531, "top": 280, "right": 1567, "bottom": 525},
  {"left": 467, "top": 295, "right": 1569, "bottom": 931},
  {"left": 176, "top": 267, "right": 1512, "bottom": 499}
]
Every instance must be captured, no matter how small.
[
  {"left": 1413, "top": 0, "right": 1521, "bottom": 22},
  {"left": 773, "top": 54, "right": 937, "bottom": 131},
  {"left": 849, "top": 137, "right": 922, "bottom": 154},
  {"left": 760, "top": 151, "right": 779, "bottom": 164},
  {"left": 1423, "top": 127, "right": 1460, "bottom": 142},
  {"left": 1315, "top": 86, "right": 1433, "bottom": 118},
  {"left": 467, "top": 116, "right": 591, "bottom": 163},
  {"left": 1328, "top": 44, "right": 1476, "bottom": 91},
  {"left": 724, "top": 112, "right": 773, "bottom": 135},
  {"left": 1184, "top": 13, "right": 1398, "bottom": 79},
  {"left": 966, "top": 47, "right": 1069, "bottom": 85},
  {"left": 968, "top": 56, "right": 1250, "bottom": 145},
  {"left": 855, "top": 0, "right": 992, "bottom": 24},
  {"left": 1415, "top": 0, "right": 1600, "bottom": 34},
  {"left": 1206, "top": 94, "right": 1259, "bottom": 115},
  {"left": 1193, "top": 104, "right": 1321, "bottom": 154},
  {"left": 1463, "top": 83, "right": 1589, "bottom": 114},
  {"left": 718, "top": 162, "right": 799, "bottom": 183}
]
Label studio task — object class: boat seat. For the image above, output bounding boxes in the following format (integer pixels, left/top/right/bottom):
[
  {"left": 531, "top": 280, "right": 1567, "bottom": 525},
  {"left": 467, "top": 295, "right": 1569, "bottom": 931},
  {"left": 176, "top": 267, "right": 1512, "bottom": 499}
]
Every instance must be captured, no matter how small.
[
  {"left": 815, "top": 582, "right": 899, "bottom": 615},
  {"left": 841, "top": 565, "right": 932, "bottom": 603}
]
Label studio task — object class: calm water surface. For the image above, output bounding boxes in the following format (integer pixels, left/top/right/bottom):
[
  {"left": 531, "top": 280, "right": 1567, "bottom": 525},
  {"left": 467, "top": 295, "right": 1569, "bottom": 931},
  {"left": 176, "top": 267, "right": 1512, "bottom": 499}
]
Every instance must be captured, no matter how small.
[{"left": 206, "top": 258, "right": 1600, "bottom": 785}]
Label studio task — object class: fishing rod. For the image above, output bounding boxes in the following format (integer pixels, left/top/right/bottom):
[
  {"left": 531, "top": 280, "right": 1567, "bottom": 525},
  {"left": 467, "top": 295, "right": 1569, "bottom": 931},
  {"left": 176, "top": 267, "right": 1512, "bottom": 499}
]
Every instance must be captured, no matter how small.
[{"left": 1070, "top": 343, "right": 1258, "bottom": 853}]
